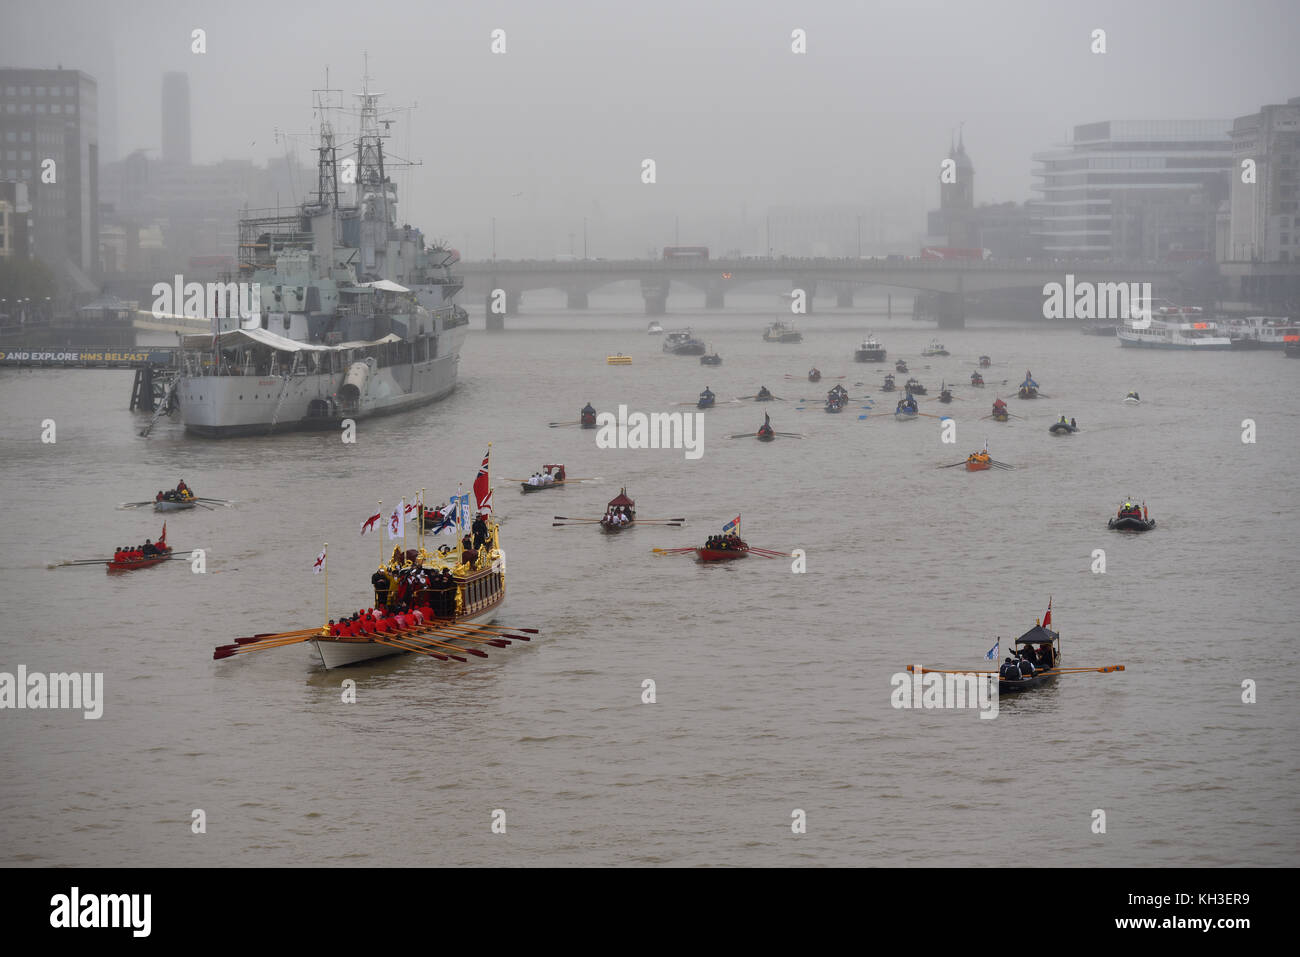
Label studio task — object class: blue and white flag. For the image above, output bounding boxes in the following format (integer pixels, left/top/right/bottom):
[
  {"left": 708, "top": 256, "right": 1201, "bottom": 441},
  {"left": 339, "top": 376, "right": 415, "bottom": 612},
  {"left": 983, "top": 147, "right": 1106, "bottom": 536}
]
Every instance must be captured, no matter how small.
[
  {"left": 432, "top": 496, "right": 465, "bottom": 536},
  {"left": 454, "top": 493, "right": 471, "bottom": 533},
  {"left": 985, "top": 641, "right": 999, "bottom": 661}
]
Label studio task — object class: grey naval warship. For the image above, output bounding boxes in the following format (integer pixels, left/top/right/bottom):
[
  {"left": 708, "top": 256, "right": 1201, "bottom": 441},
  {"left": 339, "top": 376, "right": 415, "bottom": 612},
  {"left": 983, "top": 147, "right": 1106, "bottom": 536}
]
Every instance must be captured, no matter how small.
[{"left": 177, "top": 79, "right": 468, "bottom": 437}]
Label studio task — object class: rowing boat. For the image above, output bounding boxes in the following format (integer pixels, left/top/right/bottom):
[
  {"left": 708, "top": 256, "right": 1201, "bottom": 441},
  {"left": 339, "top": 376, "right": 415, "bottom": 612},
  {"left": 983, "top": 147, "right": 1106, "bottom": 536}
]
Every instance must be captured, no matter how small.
[
  {"left": 966, "top": 452, "right": 991, "bottom": 471},
  {"left": 696, "top": 542, "right": 749, "bottom": 562},
  {"left": 999, "top": 622, "right": 1062, "bottom": 694},
  {"left": 521, "top": 464, "right": 567, "bottom": 492},
  {"left": 1048, "top": 421, "right": 1079, "bottom": 434},
  {"left": 600, "top": 488, "right": 636, "bottom": 532},
  {"left": 108, "top": 543, "right": 173, "bottom": 572}
]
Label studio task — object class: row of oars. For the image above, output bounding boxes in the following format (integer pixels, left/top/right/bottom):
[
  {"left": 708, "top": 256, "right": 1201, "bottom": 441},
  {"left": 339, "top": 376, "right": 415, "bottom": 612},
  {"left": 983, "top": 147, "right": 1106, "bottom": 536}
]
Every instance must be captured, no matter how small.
[
  {"left": 726, "top": 430, "right": 804, "bottom": 439},
  {"left": 650, "top": 545, "right": 790, "bottom": 558},
  {"left": 501, "top": 476, "right": 601, "bottom": 485},
  {"left": 214, "top": 619, "right": 540, "bottom": 663},
  {"left": 119, "top": 497, "right": 234, "bottom": 510},
  {"left": 936, "top": 457, "right": 1016, "bottom": 470},
  {"left": 48, "top": 552, "right": 191, "bottom": 569},
  {"left": 906, "top": 665, "right": 1125, "bottom": 677},
  {"left": 554, "top": 515, "right": 686, "bottom": 527}
]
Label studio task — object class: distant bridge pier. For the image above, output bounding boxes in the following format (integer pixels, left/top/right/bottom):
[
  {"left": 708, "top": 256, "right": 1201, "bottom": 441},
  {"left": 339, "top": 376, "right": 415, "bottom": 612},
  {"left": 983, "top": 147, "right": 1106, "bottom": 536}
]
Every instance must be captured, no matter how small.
[
  {"left": 835, "top": 282, "right": 854, "bottom": 308},
  {"left": 566, "top": 288, "right": 589, "bottom": 309},
  {"left": 704, "top": 279, "right": 726, "bottom": 309},
  {"left": 793, "top": 278, "right": 817, "bottom": 314},
  {"left": 641, "top": 277, "right": 670, "bottom": 316},
  {"left": 485, "top": 285, "right": 521, "bottom": 331},
  {"left": 935, "top": 291, "right": 966, "bottom": 330}
]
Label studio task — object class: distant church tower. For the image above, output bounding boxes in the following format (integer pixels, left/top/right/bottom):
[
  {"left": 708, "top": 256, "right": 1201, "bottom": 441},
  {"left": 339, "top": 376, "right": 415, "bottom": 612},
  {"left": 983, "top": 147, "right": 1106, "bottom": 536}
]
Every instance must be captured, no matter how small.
[{"left": 940, "top": 127, "right": 977, "bottom": 248}]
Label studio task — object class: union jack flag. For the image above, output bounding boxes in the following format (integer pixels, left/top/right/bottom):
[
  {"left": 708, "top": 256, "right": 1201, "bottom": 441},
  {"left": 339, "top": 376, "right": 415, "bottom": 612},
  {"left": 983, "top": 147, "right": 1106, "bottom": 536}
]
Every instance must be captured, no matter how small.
[{"left": 473, "top": 446, "right": 493, "bottom": 515}]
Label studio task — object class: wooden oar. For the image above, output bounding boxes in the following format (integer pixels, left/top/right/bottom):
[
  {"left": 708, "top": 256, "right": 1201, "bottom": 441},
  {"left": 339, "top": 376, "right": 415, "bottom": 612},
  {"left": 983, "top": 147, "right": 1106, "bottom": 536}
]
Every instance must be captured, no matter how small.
[
  {"left": 738, "top": 394, "right": 786, "bottom": 401},
  {"left": 936, "top": 460, "right": 970, "bottom": 469},
  {"left": 50, "top": 554, "right": 191, "bottom": 568},
  {"left": 988, "top": 460, "right": 1016, "bottom": 470},
  {"left": 547, "top": 421, "right": 583, "bottom": 428},
  {"left": 193, "top": 497, "right": 235, "bottom": 506},
  {"left": 117, "top": 501, "right": 154, "bottom": 509},
  {"left": 553, "top": 515, "right": 604, "bottom": 522},
  {"left": 368, "top": 634, "right": 456, "bottom": 661},
  {"left": 635, "top": 518, "right": 687, "bottom": 523},
  {"left": 652, "top": 546, "right": 696, "bottom": 555},
  {"left": 214, "top": 633, "right": 317, "bottom": 659}
]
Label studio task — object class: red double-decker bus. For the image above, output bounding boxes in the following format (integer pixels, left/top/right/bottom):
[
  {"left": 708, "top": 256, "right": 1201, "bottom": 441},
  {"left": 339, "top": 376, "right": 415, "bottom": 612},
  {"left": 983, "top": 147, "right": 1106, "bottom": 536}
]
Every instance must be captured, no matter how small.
[{"left": 663, "top": 245, "right": 709, "bottom": 260}]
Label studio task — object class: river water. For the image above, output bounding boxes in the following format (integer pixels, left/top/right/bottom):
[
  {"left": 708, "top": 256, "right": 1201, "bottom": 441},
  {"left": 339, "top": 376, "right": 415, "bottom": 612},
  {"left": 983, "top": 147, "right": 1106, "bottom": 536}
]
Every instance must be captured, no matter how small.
[{"left": 2, "top": 296, "right": 1297, "bottom": 866}]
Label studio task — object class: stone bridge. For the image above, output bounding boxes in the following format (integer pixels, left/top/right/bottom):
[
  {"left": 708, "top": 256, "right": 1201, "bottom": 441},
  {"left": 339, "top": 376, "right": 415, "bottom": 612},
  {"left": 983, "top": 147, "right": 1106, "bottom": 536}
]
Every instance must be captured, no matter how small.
[{"left": 454, "top": 257, "right": 1182, "bottom": 329}]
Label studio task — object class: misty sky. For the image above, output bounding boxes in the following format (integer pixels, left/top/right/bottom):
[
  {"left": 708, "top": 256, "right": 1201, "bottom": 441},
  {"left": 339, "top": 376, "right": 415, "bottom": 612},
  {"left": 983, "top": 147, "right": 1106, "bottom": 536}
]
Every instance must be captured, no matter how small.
[{"left": 3, "top": 0, "right": 1299, "bottom": 258}]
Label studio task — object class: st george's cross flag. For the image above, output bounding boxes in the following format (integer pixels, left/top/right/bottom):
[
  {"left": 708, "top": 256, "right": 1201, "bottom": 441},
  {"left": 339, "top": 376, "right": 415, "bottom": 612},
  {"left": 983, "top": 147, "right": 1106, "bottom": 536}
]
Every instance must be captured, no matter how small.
[
  {"left": 388, "top": 500, "right": 405, "bottom": 540},
  {"left": 312, "top": 546, "right": 327, "bottom": 575},
  {"left": 473, "top": 446, "right": 494, "bottom": 516},
  {"left": 360, "top": 511, "right": 382, "bottom": 536}
]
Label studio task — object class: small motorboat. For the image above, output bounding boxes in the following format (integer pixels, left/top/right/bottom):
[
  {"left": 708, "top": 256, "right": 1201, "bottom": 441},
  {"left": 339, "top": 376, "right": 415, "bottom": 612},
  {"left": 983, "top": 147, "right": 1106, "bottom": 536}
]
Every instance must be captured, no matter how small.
[
  {"left": 880, "top": 373, "right": 897, "bottom": 392},
  {"left": 855, "top": 336, "right": 887, "bottom": 362},
  {"left": 1124, "top": 391, "right": 1141, "bottom": 405},
  {"left": 1108, "top": 501, "right": 1156, "bottom": 532},
  {"left": 664, "top": 329, "right": 707, "bottom": 355},
  {"left": 904, "top": 377, "right": 927, "bottom": 396},
  {"left": 763, "top": 320, "right": 803, "bottom": 343},
  {"left": 921, "top": 338, "right": 949, "bottom": 357},
  {"left": 978, "top": 355, "right": 991, "bottom": 368},
  {"left": 700, "top": 352, "right": 722, "bottom": 366},
  {"left": 1049, "top": 418, "right": 1080, "bottom": 435},
  {"left": 895, "top": 359, "right": 909, "bottom": 373},
  {"left": 808, "top": 368, "right": 822, "bottom": 382},
  {"left": 970, "top": 371, "right": 985, "bottom": 387}
]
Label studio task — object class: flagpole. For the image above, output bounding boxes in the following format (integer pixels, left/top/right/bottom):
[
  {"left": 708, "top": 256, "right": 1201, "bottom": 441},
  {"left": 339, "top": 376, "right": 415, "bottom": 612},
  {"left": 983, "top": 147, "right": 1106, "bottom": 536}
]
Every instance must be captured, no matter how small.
[
  {"left": 377, "top": 500, "right": 383, "bottom": 567},
  {"left": 402, "top": 495, "right": 407, "bottom": 555},
  {"left": 457, "top": 482, "right": 464, "bottom": 564},
  {"left": 420, "top": 487, "right": 426, "bottom": 554},
  {"left": 323, "top": 542, "right": 329, "bottom": 632}
]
